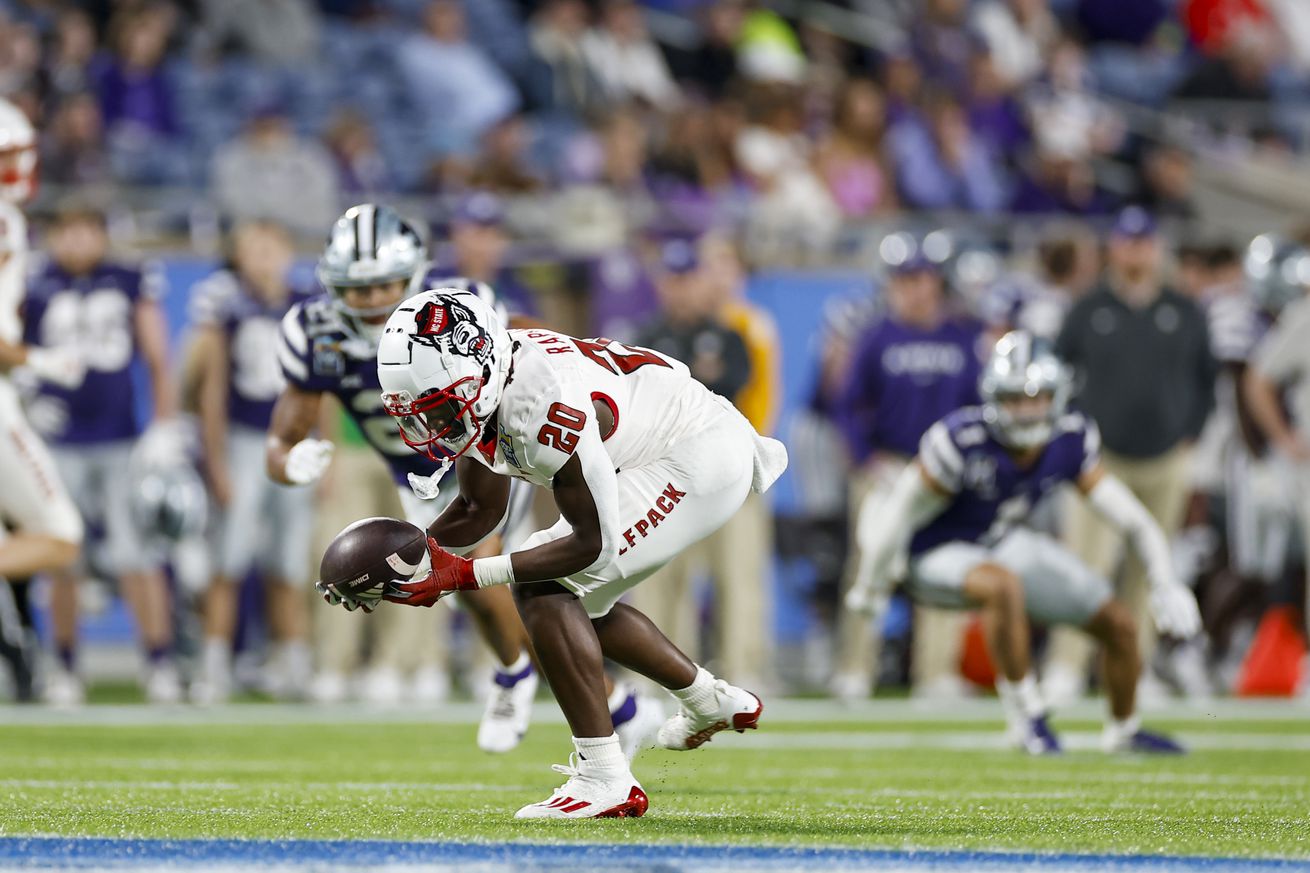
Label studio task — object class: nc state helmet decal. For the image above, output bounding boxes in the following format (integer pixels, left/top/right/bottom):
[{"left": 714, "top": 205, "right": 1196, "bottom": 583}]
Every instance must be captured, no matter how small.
[{"left": 412, "top": 296, "right": 491, "bottom": 363}]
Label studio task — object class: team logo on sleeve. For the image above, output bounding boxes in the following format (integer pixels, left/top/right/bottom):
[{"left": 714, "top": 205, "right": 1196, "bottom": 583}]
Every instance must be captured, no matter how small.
[{"left": 412, "top": 296, "right": 491, "bottom": 364}]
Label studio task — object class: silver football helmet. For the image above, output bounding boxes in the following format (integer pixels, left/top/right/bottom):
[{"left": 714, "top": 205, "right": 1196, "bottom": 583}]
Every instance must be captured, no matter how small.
[
  {"left": 979, "top": 331, "right": 1073, "bottom": 450},
  {"left": 316, "top": 204, "right": 428, "bottom": 345},
  {"left": 129, "top": 461, "right": 209, "bottom": 543},
  {"left": 1244, "top": 234, "right": 1310, "bottom": 316}
]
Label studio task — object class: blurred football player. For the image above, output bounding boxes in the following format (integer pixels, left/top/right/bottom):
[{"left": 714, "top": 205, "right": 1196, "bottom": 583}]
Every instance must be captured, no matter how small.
[
  {"left": 274, "top": 204, "right": 662, "bottom": 753},
  {"left": 1243, "top": 236, "right": 1310, "bottom": 692},
  {"left": 0, "top": 100, "right": 84, "bottom": 703},
  {"left": 22, "top": 201, "right": 181, "bottom": 706},
  {"left": 846, "top": 332, "right": 1201, "bottom": 753},
  {"left": 345, "top": 289, "right": 788, "bottom": 819},
  {"left": 188, "top": 220, "right": 316, "bottom": 703},
  {"left": 835, "top": 234, "right": 984, "bottom": 701}
]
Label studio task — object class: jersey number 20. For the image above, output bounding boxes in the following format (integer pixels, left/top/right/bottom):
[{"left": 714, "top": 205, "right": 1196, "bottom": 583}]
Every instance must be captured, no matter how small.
[{"left": 537, "top": 402, "right": 587, "bottom": 454}]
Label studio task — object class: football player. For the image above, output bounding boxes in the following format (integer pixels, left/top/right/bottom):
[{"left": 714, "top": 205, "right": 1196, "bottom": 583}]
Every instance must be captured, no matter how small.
[
  {"left": 346, "top": 288, "right": 788, "bottom": 819},
  {"left": 23, "top": 202, "right": 181, "bottom": 706},
  {"left": 272, "top": 204, "right": 660, "bottom": 754},
  {"left": 188, "top": 220, "right": 317, "bottom": 703},
  {"left": 0, "top": 99, "right": 84, "bottom": 601},
  {"left": 846, "top": 332, "right": 1201, "bottom": 753}
]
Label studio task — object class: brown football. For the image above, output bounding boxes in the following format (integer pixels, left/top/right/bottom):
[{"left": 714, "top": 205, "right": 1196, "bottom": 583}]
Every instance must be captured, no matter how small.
[{"left": 318, "top": 517, "right": 427, "bottom": 602}]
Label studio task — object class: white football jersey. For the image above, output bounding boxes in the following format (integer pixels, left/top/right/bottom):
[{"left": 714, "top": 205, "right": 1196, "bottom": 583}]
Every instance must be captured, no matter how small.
[
  {"left": 0, "top": 200, "right": 26, "bottom": 347},
  {"left": 470, "top": 329, "right": 723, "bottom": 488}
]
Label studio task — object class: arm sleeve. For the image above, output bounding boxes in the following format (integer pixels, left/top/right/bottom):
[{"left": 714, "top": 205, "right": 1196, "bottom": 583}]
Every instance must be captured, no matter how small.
[
  {"left": 276, "top": 305, "right": 318, "bottom": 390},
  {"left": 854, "top": 461, "right": 950, "bottom": 591},
  {"left": 1084, "top": 473, "right": 1175, "bottom": 592},
  {"left": 917, "top": 420, "right": 967, "bottom": 494}
]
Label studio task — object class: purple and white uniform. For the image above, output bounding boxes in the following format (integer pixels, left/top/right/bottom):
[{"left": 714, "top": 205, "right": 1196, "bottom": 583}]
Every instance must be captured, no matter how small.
[
  {"left": 840, "top": 314, "right": 984, "bottom": 463},
  {"left": 191, "top": 270, "right": 317, "bottom": 583},
  {"left": 21, "top": 258, "right": 163, "bottom": 572},
  {"left": 906, "top": 406, "right": 1113, "bottom": 626},
  {"left": 23, "top": 259, "right": 163, "bottom": 444}
]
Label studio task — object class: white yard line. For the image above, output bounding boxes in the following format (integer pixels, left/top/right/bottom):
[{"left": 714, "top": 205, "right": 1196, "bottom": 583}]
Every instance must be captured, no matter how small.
[
  {"left": 1, "top": 777, "right": 1297, "bottom": 806},
  {"left": 2, "top": 698, "right": 1307, "bottom": 727}
]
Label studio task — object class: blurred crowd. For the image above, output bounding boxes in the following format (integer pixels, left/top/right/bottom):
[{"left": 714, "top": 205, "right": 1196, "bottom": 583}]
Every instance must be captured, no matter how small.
[{"left": 3, "top": 0, "right": 1310, "bottom": 243}]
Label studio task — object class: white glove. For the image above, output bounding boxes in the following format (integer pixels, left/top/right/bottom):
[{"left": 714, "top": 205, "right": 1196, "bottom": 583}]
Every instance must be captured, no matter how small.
[
  {"left": 844, "top": 583, "right": 890, "bottom": 626},
  {"left": 315, "top": 579, "right": 376, "bottom": 613},
  {"left": 137, "top": 418, "right": 190, "bottom": 467},
  {"left": 285, "top": 439, "right": 334, "bottom": 485},
  {"left": 24, "top": 346, "right": 85, "bottom": 389},
  {"left": 1150, "top": 584, "right": 1202, "bottom": 639}
]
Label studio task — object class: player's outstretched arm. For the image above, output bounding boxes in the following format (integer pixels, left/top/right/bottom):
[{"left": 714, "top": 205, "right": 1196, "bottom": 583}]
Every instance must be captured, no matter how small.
[
  {"left": 265, "top": 385, "right": 331, "bottom": 486},
  {"left": 1078, "top": 465, "right": 1200, "bottom": 638},
  {"left": 427, "top": 457, "right": 511, "bottom": 553},
  {"left": 846, "top": 461, "right": 949, "bottom": 615}
]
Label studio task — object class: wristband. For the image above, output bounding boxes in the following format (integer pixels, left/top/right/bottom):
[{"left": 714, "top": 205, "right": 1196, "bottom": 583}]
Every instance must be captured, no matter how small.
[{"left": 472, "top": 554, "right": 516, "bottom": 588}]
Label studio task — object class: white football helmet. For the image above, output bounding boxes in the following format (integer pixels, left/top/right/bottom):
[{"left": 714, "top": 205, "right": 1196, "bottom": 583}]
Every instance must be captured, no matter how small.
[
  {"left": 377, "top": 288, "right": 514, "bottom": 464},
  {"left": 0, "top": 98, "right": 37, "bottom": 203}
]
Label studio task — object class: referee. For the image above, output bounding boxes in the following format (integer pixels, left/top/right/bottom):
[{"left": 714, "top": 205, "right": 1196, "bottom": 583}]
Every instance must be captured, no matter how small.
[{"left": 1044, "top": 207, "right": 1217, "bottom": 704}]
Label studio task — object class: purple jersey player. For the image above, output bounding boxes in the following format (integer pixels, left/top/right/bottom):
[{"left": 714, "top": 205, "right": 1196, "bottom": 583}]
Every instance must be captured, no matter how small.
[
  {"left": 22, "top": 204, "right": 180, "bottom": 706},
  {"left": 847, "top": 332, "right": 1202, "bottom": 755},
  {"left": 833, "top": 238, "right": 984, "bottom": 701},
  {"left": 187, "top": 220, "right": 317, "bottom": 705}
]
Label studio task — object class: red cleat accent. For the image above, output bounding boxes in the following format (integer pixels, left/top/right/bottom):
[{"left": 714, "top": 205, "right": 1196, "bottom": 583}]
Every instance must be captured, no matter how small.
[
  {"left": 732, "top": 694, "right": 763, "bottom": 732},
  {"left": 594, "top": 785, "right": 649, "bottom": 818}
]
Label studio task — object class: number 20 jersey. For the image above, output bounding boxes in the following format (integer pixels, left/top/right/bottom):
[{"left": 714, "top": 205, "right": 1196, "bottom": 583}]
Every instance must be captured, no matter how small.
[{"left": 470, "top": 329, "right": 724, "bottom": 488}]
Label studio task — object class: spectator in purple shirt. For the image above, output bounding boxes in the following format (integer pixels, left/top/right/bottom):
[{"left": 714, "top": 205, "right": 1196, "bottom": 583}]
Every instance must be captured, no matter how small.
[
  {"left": 94, "top": 2, "right": 178, "bottom": 141},
  {"left": 963, "top": 51, "right": 1030, "bottom": 161},
  {"left": 889, "top": 90, "right": 1008, "bottom": 213}
]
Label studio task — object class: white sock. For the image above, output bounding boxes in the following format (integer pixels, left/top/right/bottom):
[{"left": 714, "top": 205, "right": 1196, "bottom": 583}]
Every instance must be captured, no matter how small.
[
  {"left": 499, "top": 650, "right": 531, "bottom": 676},
  {"left": 606, "top": 682, "right": 631, "bottom": 712},
  {"left": 202, "top": 638, "right": 231, "bottom": 681},
  {"left": 670, "top": 665, "right": 716, "bottom": 712},
  {"left": 279, "top": 640, "right": 312, "bottom": 675},
  {"left": 573, "top": 733, "right": 627, "bottom": 778},
  {"left": 997, "top": 675, "right": 1045, "bottom": 720},
  {"left": 1107, "top": 713, "right": 1140, "bottom": 739}
]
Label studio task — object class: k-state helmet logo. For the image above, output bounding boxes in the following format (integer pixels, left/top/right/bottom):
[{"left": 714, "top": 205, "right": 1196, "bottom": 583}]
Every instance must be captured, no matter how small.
[{"left": 412, "top": 296, "right": 491, "bottom": 363}]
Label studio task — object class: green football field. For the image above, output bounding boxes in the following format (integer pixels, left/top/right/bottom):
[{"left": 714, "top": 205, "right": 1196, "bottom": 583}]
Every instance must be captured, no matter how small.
[{"left": 2, "top": 698, "right": 1308, "bottom": 866}]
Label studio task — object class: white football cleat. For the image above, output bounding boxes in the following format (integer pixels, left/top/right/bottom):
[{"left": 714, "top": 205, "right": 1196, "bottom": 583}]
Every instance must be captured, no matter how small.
[
  {"left": 657, "top": 680, "right": 762, "bottom": 751},
  {"left": 409, "top": 665, "right": 451, "bottom": 705},
  {"left": 359, "top": 667, "right": 404, "bottom": 706},
  {"left": 612, "top": 687, "right": 666, "bottom": 762},
  {"left": 308, "top": 671, "right": 350, "bottom": 704},
  {"left": 143, "top": 663, "right": 183, "bottom": 705},
  {"left": 42, "top": 668, "right": 84, "bottom": 708},
  {"left": 478, "top": 661, "right": 538, "bottom": 754},
  {"left": 514, "top": 755, "right": 648, "bottom": 819}
]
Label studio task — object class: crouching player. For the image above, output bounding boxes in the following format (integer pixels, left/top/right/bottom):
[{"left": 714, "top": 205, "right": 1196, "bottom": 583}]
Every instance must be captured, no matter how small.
[
  {"left": 330, "top": 289, "right": 788, "bottom": 818},
  {"left": 847, "top": 332, "right": 1200, "bottom": 753}
]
